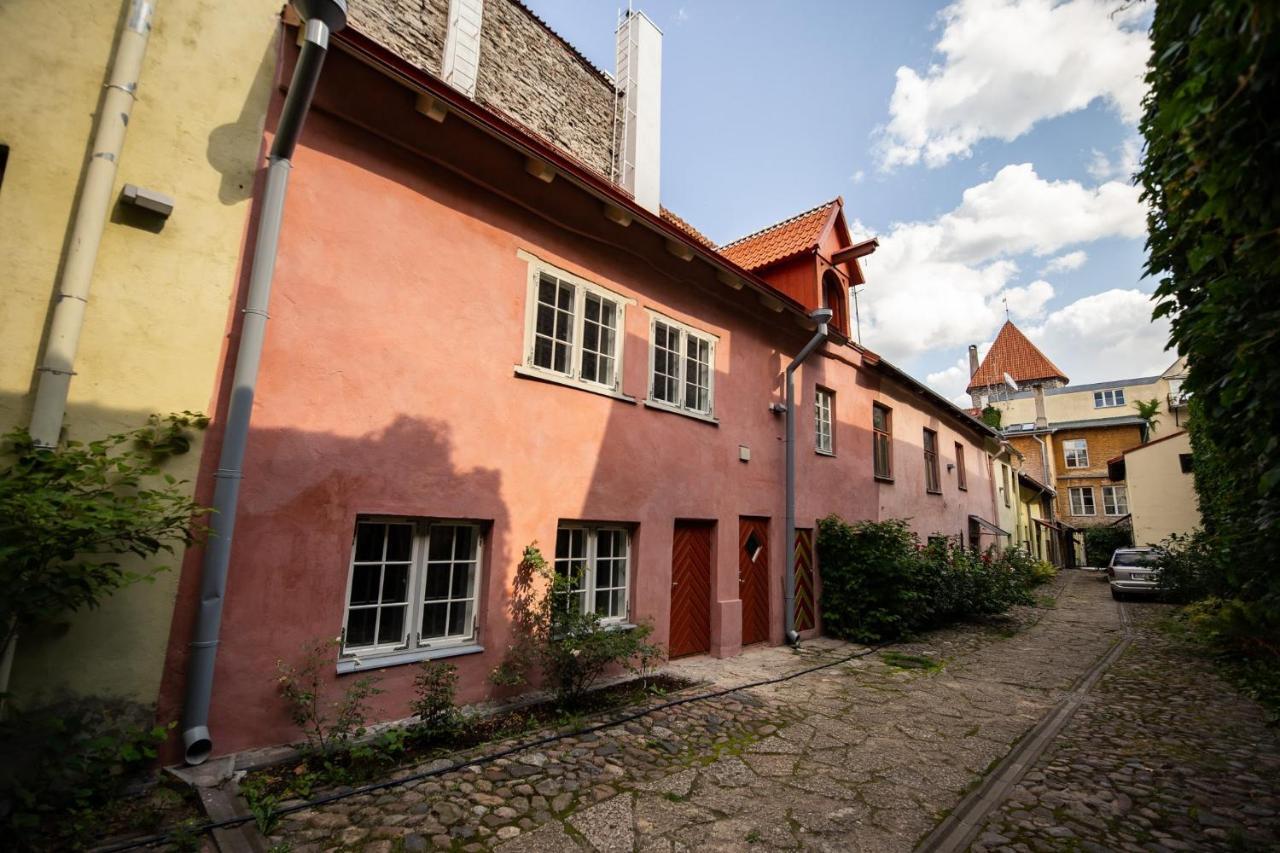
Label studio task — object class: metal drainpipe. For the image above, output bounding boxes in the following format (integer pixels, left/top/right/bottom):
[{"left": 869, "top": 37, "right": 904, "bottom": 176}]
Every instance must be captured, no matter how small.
[
  {"left": 28, "top": 0, "right": 157, "bottom": 448},
  {"left": 181, "top": 0, "right": 347, "bottom": 766},
  {"left": 784, "top": 308, "right": 833, "bottom": 646}
]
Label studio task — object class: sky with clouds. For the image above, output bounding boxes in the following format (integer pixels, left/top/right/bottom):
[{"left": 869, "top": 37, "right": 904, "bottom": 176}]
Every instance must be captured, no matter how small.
[{"left": 526, "top": 0, "right": 1172, "bottom": 403}]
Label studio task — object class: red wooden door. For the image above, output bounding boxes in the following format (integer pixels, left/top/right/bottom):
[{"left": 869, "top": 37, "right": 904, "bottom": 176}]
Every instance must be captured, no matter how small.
[
  {"left": 669, "top": 522, "right": 712, "bottom": 658},
  {"left": 739, "top": 518, "right": 770, "bottom": 646},
  {"left": 794, "top": 528, "right": 816, "bottom": 632}
]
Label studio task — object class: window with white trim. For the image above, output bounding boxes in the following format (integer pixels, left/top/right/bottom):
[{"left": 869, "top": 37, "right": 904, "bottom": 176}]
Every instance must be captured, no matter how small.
[
  {"left": 1068, "top": 487, "right": 1096, "bottom": 516},
  {"left": 648, "top": 315, "right": 715, "bottom": 417},
  {"left": 1102, "top": 485, "right": 1129, "bottom": 516},
  {"left": 815, "top": 388, "right": 834, "bottom": 455},
  {"left": 522, "top": 259, "right": 627, "bottom": 392},
  {"left": 1063, "top": 438, "right": 1089, "bottom": 469},
  {"left": 342, "top": 519, "right": 482, "bottom": 658},
  {"left": 1094, "top": 388, "right": 1126, "bottom": 408},
  {"left": 554, "top": 525, "right": 631, "bottom": 622}
]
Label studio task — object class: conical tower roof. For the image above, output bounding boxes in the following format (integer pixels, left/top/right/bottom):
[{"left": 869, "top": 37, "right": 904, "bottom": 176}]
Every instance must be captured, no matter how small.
[{"left": 966, "top": 320, "right": 1069, "bottom": 393}]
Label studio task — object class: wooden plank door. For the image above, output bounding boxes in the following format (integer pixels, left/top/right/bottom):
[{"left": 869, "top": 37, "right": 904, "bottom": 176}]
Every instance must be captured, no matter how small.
[
  {"left": 669, "top": 521, "right": 712, "bottom": 658},
  {"left": 739, "top": 517, "right": 770, "bottom": 646},
  {"left": 794, "top": 528, "right": 816, "bottom": 632}
]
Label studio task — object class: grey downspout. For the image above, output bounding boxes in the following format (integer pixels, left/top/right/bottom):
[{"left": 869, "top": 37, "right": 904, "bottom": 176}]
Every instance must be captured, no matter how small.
[
  {"left": 784, "top": 308, "right": 833, "bottom": 646},
  {"left": 181, "top": 0, "right": 347, "bottom": 765}
]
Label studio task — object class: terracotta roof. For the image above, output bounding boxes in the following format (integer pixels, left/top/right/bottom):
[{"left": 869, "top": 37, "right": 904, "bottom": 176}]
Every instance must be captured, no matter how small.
[
  {"left": 661, "top": 206, "right": 715, "bottom": 250},
  {"left": 967, "top": 321, "right": 1069, "bottom": 393},
  {"left": 719, "top": 200, "right": 840, "bottom": 271}
]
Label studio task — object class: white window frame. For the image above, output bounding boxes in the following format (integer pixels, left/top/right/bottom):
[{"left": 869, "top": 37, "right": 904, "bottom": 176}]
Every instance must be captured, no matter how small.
[
  {"left": 554, "top": 524, "right": 632, "bottom": 624},
  {"left": 1102, "top": 485, "right": 1129, "bottom": 516},
  {"left": 644, "top": 310, "right": 717, "bottom": 421},
  {"left": 339, "top": 517, "right": 485, "bottom": 670},
  {"left": 1068, "top": 487, "right": 1096, "bottom": 516},
  {"left": 1063, "top": 438, "right": 1090, "bottom": 469},
  {"left": 518, "top": 251, "right": 633, "bottom": 397},
  {"left": 1093, "top": 388, "right": 1126, "bottom": 408},
  {"left": 815, "top": 388, "right": 834, "bottom": 455}
]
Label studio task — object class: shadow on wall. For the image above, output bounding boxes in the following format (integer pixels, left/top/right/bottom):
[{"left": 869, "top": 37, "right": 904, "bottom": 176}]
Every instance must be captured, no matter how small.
[
  {"left": 157, "top": 414, "right": 512, "bottom": 758},
  {"left": 206, "top": 31, "right": 279, "bottom": 205}
]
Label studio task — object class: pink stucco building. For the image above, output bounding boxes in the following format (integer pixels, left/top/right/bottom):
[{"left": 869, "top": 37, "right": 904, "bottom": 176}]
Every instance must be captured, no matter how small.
[{"left": 160, "top": 1, "right": 1005, "bottom": 759}]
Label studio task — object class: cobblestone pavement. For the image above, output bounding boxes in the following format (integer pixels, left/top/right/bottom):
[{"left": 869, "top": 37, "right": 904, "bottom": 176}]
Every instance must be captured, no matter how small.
[
  {"left": 269, "top": 572, "right": 1276, "bottom": 852},
  {"left": 973, "top": 587, "right": 1280, "bottom": 853}
]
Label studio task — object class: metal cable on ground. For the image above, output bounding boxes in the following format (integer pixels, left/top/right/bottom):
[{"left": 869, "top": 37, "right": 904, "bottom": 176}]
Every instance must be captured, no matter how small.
[{"left": 98, "top": 640, "right": 892, "bottom": 851}]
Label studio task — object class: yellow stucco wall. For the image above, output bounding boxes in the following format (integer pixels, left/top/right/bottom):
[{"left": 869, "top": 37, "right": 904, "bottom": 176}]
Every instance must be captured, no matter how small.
[
  {"left": 0, "top": 0, "right": 280, "bottom": 703},
  {"left": 1127, "top": 431, "right": 1201, "bottom": 546},
  {"left": 996, "top": 377, "right": 1174, "bottom": 427}
]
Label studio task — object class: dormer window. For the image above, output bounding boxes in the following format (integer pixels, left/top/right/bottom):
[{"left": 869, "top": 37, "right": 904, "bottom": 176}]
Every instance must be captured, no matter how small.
[{"left": 1094, "top": 388, "right": 1125, "bottom": 408}]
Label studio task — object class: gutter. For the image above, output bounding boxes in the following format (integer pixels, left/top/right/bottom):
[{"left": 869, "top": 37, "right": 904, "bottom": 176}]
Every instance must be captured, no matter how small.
[
  {"left": 180, "top": 0, "right": 347, "bottom": 766},
  {"left": 783, "top": 309, "right": 833, "bottom": 645}
]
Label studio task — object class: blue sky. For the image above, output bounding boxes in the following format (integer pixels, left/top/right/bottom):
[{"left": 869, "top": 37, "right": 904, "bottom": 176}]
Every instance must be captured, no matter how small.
[{"left": 526, "top": 0, "right": 1171, "bottom": 401}]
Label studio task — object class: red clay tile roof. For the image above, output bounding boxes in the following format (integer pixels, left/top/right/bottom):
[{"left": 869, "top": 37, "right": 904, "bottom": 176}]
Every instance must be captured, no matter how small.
[
  {"left": 719, "top": 200, "right": 840, "bottom": 271},
  {"left": 967, "top": 320, "right": 1069, "bottom": 392},
  {"left": 661, "top": 206, "right": 716, "bottom": 250}
]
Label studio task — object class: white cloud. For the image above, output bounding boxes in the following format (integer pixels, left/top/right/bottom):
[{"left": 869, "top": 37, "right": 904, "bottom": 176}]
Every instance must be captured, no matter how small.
[
  {"left": 851, "top": 169, "right": 866, "bottom": 184},
  {"left": 877, "top": 0, "right": 1150, "bottom": 169},
  {"left": 1040, "top": 250, "right": 1087, "bottom": 275},
  {"left": 927, "top": 357, "right": 981, "bottom": 406},
  {"left": 860, "top": 163, "right": 1144, "bottom": 362},
  {"left": 1086, "top": 136, "right": 1143, "bottom": 181},
  {"left": 1027, "top": 289, "right": 1172, "bottom": 382}
]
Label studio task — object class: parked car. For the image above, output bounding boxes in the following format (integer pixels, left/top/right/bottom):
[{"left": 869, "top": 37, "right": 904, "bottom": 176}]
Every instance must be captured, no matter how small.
[{"left": 1107, "top": 547, "right": 1159, "bottom": 599}]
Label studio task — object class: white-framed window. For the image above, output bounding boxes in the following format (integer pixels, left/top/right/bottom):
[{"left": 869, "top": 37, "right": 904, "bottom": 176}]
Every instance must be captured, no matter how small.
[
  {"left": 554, "top": 525, "right": 631, "bottom": 622},
  {"left": 521, "top": 255, "right": 629, "bottom": 392},
  {"left": 1068, "top": 487, "right": 1096, "bottom": 516},
  {"left": 1102, "top": 485, "right": 1129, "bottom": 516},
  {"left": 342, "top": 518, "right": 483, "bottom": 659},
  {"left": 647, "top": 312, "right": 716, "bottom": 418},
  {"left": 815, "top": 388, "right": 834, "bottom": 455},
  {"left": 1063, "top": 438, "right": 1089, "bottom": 469},
  {"left": 1094, "top": 388, "right": 1126, "bottom": 408}
]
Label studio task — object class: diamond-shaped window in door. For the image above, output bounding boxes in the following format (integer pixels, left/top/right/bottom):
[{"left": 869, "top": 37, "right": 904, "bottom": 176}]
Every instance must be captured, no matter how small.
[{"left": 745, "top": 532, "right": 762, "bottom": 562}]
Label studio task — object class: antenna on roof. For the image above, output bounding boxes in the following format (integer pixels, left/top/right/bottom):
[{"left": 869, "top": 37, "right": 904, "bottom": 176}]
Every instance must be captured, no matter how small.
[{"left": 1003, "top": 296, "right": 1010, "bottom": 321}]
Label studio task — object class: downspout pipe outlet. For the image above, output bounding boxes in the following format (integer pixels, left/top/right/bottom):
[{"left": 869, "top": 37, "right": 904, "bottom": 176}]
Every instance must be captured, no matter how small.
[{"left": 784, "top": 308, "right": 832, "bottom": 646}]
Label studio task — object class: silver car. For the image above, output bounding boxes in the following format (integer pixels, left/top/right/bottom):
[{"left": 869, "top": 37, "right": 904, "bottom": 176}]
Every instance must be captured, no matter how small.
[{"left": 1107, "top": 547, "right": 1158, "bottom": 599}]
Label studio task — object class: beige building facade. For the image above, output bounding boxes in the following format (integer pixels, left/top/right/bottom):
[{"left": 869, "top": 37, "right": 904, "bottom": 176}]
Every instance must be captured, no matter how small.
[
  {"left": 0, "top": 0, "right": 280, "bottom": 703},
  {"left": 1114, "top": 431, "right": 1201, "bottom": 546},
  {"left": 990, "top": 357, "right": 1189, "bottom": 430}
]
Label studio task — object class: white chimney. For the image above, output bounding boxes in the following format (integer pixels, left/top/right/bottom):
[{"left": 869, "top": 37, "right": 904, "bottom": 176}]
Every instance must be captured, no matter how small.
[
  {"left": 615, "top": 10, "right": 662, "bottom": 214},
  {"left": 441, "top": 0, "right": 485, "bottom": 98}
]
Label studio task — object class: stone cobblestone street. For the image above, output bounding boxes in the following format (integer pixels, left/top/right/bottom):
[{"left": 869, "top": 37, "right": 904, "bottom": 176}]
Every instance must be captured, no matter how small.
[{"left": 269, "top": 572, "right": 1280, "bottom": 852}]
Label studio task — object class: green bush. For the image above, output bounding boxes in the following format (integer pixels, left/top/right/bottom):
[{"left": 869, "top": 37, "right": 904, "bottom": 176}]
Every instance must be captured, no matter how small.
[
  {"left": 0, "top": 698, "right": 171, "bottom": 848},
  {"left": 410, "top": 660, "right": 461, "bottom": 740},
  {"left": 491, "top": 544, "right": 660, "bottom": 707},
  {"left": 276, "top": 638, "right": 382, "bottom": 754},
  {"left": 1083, "top": 525, "right": 1132, "bottom": 567},
  {"left": 817, "top": 517, "right": 1041, "bottom": 643}
]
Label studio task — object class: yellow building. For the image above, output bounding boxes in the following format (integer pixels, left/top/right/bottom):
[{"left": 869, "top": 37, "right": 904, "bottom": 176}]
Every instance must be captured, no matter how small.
[
  {"left": 0, "top": 0, "right": 280, "bottom": 703},
  {"left": 1109, "top": 431, "right": 1201, "bottom": 546}
]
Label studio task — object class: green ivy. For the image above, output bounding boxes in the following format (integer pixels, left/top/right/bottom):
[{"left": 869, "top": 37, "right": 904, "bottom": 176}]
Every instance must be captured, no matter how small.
[{"left": 1139, "top": 2, "right": 1280, "bottom": 641}]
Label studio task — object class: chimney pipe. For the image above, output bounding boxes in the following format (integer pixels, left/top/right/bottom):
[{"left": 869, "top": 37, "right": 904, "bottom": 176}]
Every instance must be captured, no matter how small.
[
  {"left": 614, "top": 10, "right": 662, "bottom": 214},
  {"left": 968, "top": 345, "right": 979, "bottom": 378},
  {"left": 441, "top": 0, "right": 484, "bottom": 98},
  {"left": 1033, "top": 383, "right": 1048, "bottom": 429}
]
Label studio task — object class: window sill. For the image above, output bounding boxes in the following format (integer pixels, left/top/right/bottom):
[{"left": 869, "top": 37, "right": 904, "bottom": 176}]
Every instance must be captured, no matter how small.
[
  {"left": 642, "top": 399, "right": 718, "bottom": 425},
  {"left": 514, "top": 365, "right": 637, "bottom": 404},
  {"left": 874, "top": 475, "right": 894, "bottom": 484},
  {"left": 816, "top": 449, "right": 836, "bottom": 457},
  {"left": 336, "top": 643, "right": 484, "bottom": 675},
  {"left": 926, "top": 489, "right": 943, "bottom": 496}
]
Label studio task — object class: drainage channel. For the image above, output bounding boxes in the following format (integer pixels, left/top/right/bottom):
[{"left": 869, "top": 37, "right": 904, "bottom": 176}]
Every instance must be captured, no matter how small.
[{"left": 915, "top": 597, "right": 1132, "bottom": 853}]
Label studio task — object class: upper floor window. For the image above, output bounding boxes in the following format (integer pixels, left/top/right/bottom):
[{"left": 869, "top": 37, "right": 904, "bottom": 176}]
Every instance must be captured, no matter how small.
[
  {"left": 923, "top": 428, "right": 941, "bottom": 494},
  {"left": 1068, "top": 487, "right": 1096, "bottom": 516},
  {"left": 955, "top": 443, "right": 968, "bottom": 490},
  {"left": 1179, "top": 453, "right": 1194, "bottom": 474},
  {"left": 815, "top": 389, "right": 834, "bottom": 455},
  {"left": 1094, "top": 389, "right": 1125, "bottom": 408},
  {"left": 554, "top": 525, "right": 631, "bottom": 623},
  {"left": 1102, "top": 485, "right": 1129, "bottom": 516},
  {"left": 343, "top": 519, "right": 482, "bottom": 660},
  {"left": 522, "top": 256, "right": 629, "bottom": 393},
  {"left": 873, "top": 404, "right": 893, "bottom": 480},
  {"left": 648, "top": 313, "right": 716, "bottom": 418},
  {"left": 1063, "top": 438, "right": 1089, "bottom": 469}
]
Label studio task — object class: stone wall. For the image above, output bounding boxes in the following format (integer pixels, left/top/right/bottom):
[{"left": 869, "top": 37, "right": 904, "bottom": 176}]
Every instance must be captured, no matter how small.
[
  {"left": 474, "top": 0, "right": 616, "bottom": 177},
  {"left": 350, "top": 0, "right": 617, "bottom": 178}
]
